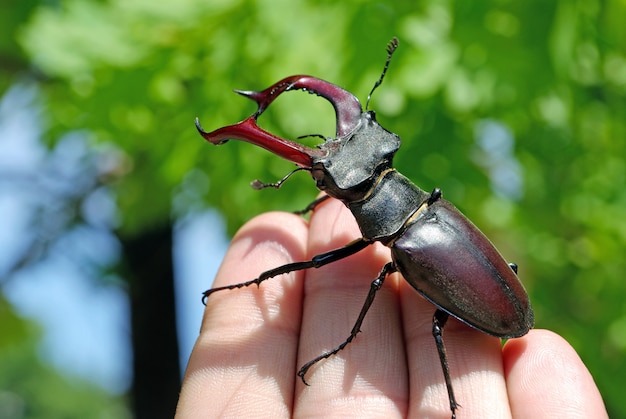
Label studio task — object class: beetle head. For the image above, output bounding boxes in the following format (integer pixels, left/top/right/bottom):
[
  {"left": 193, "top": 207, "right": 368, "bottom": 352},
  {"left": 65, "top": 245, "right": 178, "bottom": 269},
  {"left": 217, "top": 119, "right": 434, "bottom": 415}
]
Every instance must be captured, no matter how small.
[{"left": 196, "top": 38, "right": 401, "bottom": 201}]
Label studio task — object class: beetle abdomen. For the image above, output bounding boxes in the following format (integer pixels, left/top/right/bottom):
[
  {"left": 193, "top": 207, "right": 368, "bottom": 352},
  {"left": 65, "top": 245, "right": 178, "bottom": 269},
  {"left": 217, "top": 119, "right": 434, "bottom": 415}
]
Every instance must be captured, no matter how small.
[{"left": 391, "top": 199, "right": 534, "bottom": 338}]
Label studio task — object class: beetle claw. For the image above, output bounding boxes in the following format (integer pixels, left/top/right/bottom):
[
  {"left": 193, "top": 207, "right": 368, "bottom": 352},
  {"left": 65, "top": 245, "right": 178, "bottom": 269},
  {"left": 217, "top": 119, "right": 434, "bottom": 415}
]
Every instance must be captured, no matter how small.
[
  {"left": 195, "top": 115, "right": 322, "bottom": 167},
  {"left": 196, "top": 75, "right": 365, "bottom": 167},
  {"left": 234, "top": 75, "right": 363, "bottom": 137}
]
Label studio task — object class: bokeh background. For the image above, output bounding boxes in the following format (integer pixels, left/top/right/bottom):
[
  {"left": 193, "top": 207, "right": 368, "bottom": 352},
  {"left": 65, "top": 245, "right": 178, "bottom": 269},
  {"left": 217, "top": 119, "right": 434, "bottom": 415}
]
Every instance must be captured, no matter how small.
[{"left": 1, "top": 0, "right": 625, "bottom": 417}]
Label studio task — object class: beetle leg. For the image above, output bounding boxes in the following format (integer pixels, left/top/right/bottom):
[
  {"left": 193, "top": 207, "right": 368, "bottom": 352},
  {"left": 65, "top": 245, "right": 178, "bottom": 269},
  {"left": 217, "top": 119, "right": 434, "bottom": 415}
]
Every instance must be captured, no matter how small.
[
  {"left": 297, "top": 262, "right": 398, "bottom": 385},
  {"left": 250, "top": 167, "right": 310, "bottom": 190},
  {"left": 201, "top": 238, "right": 372, "bottom": 304},
  {"left": 293, "top": 194, "right": 332, "bottom": 215},
  {"left": 432, "top": 309, "right": 459, "bottom": 419},
  {"left": 427, "top": 187, "right": 443, "bottom": 205}
]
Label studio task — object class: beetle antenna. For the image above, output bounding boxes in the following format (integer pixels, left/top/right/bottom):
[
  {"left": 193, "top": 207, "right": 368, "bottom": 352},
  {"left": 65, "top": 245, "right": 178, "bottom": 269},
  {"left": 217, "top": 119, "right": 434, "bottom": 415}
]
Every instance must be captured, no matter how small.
[{"left": 365, "top": 37, "right": 399, "bottom": 111}]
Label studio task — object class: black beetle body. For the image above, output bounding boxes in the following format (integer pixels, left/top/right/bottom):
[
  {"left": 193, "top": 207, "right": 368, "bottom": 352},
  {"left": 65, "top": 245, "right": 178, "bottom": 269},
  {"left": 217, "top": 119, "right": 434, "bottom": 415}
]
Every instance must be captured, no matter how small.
[
  {"left": 288, "top": 108, "right": 533, "bottom": 339},
  {"left": 392, "top": 198, "right": 532, "bottom": 337},
  {"left": 195, "top": 38, "right": 533, "bottom": 419},
  {"left": 314, "top": 111, "right": 428, "bottom": 240}
]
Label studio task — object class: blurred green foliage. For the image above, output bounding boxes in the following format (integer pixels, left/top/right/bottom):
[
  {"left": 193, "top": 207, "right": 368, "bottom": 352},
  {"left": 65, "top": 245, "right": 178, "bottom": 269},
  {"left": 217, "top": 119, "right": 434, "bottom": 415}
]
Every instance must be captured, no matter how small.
[{"left": 3, "top": 0, "right": 625, "bottom": 416}]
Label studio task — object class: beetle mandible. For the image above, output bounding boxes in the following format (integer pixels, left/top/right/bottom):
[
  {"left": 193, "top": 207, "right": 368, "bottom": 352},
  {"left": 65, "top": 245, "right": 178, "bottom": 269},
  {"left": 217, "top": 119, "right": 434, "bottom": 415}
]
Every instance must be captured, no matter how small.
[{"left": 195, "top": 38, "right": 534, "bottom": 419}]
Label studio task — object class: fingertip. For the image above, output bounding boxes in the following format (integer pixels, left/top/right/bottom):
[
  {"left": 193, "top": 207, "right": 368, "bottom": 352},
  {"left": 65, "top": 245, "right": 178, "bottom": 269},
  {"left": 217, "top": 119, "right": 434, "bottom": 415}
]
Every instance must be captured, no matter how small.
[
  {"left": 306, "top": 196, "right": 361, "bottom": 250},
  {"left": 502, "top": 329, "right": 578, "bottom": 378},
  {"left": 200, "top": 210, "right": 309, "bottom": 338},
  {"left": 180, "top": 211, "right": 309, "bottom": 416},
  {"left": 212, "top": 210, "right": 309, "bottom": 289},
  {"left": 503, "top": 329, "right": 608, "bottom": 418}
]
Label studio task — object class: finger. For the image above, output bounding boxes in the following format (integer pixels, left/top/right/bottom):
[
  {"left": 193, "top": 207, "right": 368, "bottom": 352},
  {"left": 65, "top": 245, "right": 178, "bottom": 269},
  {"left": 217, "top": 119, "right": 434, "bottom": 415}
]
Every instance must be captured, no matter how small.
[
  {"left": 294, "top": 198, "right": 409, "bottom": 417},
  {"left": 503, "top": 329, "right": 608, "bottom": 418},
  {"left": 398, "top": 278, "right": 511, "bottom": 418},
  {"left": 176, "top": 212, "right": 308, "bottom": 418}
]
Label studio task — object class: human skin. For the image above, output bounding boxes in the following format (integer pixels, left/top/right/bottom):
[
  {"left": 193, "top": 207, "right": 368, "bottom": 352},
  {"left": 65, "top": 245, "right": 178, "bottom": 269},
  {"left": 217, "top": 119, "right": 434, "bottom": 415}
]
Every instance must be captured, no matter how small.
[{"left": 176, "top": 198, "right": 608, "bottom": 418}]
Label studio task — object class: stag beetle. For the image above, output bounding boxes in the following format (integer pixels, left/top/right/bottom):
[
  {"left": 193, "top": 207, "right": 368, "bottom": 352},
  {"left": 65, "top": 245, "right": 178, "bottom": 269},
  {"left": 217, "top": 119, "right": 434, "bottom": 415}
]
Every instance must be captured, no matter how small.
[{"left": 195, "top": 38, "right": 533, "bottom": 418}]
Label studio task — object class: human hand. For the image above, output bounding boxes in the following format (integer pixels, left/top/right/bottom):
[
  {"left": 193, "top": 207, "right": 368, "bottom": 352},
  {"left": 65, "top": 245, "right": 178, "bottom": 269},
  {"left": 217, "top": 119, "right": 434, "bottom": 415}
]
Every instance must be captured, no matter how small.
[{"left": 176, "top": 198, "right": 607, "bottom": 418}]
